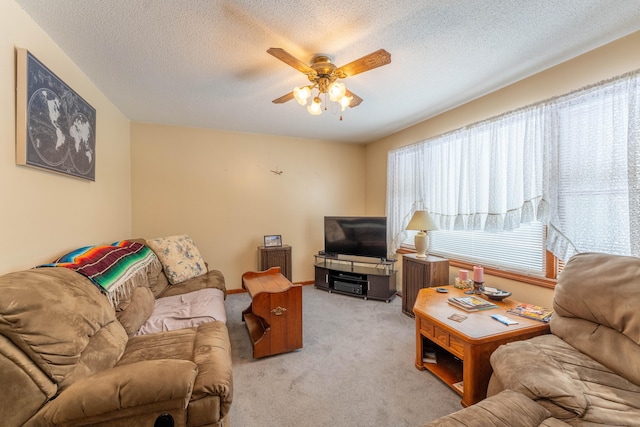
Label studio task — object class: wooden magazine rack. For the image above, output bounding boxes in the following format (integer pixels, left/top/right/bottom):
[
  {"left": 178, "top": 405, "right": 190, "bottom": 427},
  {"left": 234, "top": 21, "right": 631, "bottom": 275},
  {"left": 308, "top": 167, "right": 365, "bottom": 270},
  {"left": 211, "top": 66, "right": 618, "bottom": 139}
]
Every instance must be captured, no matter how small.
[{"left": 241, "top": 267, "right": 302, "bottom": 358}]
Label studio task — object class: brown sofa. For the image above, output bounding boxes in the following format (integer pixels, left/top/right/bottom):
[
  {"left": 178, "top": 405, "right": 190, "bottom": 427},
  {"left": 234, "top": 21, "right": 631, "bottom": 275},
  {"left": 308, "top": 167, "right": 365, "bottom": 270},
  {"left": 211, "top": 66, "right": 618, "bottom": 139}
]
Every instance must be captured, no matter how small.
[
  {"left": 425, "top": 252, "right": 640, "bottom": 426},
  {"left": 0, "top": 239, "right": 232, "bottom": 427}
]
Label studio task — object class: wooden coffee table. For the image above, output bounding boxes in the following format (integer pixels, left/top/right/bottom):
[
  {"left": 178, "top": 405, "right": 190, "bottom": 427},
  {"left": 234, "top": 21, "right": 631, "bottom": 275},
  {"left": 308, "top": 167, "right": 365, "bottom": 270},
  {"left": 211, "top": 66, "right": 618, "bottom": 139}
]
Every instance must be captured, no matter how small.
[{"left": 413, "top": 286, "right": 550, "bottom": 407}]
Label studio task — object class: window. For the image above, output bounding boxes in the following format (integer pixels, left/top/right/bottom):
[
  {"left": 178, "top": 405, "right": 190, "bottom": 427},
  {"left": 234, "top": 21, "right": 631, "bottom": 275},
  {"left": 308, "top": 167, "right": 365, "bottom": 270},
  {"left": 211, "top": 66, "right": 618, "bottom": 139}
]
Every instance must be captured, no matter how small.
[
  {"left": 387, "top": 107, "right": 546, "bottom": 278},
  {"left": 546, "top": 74, "right": 640, "bottom": 260},
  {"left": 387, "top": 69, "right": 640, "bottom": 280}
]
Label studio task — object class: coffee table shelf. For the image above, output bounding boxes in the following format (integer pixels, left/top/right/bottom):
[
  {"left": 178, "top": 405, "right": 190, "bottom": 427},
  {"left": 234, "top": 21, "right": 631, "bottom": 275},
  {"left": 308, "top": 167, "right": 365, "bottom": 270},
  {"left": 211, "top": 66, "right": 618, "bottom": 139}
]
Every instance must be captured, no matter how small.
[
  {"left": 422, "top": 337, "right": 463, "bottom": 395},
  {"left": 420, "top": 340, "right": 464, "bottom": 394}
]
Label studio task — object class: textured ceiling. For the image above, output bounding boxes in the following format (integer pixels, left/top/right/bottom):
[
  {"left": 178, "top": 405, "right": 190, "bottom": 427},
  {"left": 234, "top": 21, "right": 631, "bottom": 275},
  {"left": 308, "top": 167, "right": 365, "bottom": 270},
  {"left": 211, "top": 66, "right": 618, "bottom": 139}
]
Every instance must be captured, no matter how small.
[{"left": 14, "top": 0, "right": 640, "bottom": 143}]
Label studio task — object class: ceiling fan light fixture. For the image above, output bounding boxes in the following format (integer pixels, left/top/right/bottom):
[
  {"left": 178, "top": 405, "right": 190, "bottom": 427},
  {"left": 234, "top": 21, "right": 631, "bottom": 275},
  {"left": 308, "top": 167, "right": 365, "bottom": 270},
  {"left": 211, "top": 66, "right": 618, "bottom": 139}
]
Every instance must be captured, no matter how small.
[
  {"left": 293, "top": 86, "right": 311, "bottom": 105},
  {"left": 328, "top": 82, "right": 346, "bottom": 102},
  {"left": 340, "top": 95, "right": 353, "bottom": 111},
  {"left": 307, "top": 97, "right": 323, "bottom": 115},
  {"left": 267, "top": 47, "right": 391, "bottom": 120}
]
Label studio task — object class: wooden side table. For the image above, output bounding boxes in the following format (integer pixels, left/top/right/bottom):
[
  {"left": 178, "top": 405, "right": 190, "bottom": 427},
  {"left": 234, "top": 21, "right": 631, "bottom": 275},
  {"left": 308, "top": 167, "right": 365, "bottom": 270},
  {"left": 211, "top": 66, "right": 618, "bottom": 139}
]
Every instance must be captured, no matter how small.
[
  {"left": 241, "top": 267, "right": 302, "bottom": 358},
  {"left": 402, "top": 254, "right": 449, "bottom": 317},
  {"left": 413, "top": 286, "right": 550, "bottom": 406},
  {"left": 258, "top": 245, "right": 292, "bottom": 281}
]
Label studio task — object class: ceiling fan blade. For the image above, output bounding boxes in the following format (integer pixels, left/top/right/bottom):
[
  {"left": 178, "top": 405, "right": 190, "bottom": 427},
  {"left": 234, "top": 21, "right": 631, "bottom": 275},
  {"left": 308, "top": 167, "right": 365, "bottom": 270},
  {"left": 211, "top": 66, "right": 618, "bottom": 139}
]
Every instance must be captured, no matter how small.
[
  {"left": 346, "top": 90, "right": 363, "bottom": 108},
  {"left": 272, "top": 92, "right": 295, "bottom": 104},
  {"left": 267, "top": 48, "right": 315, "bottom": 76},
  {"left": 335, "top": 49, "right": 391, "bottom": 78}
]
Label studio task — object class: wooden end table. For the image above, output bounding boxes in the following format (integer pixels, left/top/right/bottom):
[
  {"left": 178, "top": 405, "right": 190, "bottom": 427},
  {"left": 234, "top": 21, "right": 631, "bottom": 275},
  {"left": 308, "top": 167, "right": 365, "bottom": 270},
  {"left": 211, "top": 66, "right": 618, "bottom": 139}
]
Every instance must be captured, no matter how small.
[
  {"left": 413, "top": 286, "right": 550, "bottom": 407},
  {"left": 241, "top": 267, "right": 302, "bottom": 358}
]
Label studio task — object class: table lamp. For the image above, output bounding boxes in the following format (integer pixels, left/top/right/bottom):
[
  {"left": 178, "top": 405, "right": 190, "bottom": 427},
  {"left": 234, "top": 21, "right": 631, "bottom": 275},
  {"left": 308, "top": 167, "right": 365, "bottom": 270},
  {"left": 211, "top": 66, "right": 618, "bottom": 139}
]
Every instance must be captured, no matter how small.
[{"left": 406, "top": 210, "right": 438, "bottom": 258}]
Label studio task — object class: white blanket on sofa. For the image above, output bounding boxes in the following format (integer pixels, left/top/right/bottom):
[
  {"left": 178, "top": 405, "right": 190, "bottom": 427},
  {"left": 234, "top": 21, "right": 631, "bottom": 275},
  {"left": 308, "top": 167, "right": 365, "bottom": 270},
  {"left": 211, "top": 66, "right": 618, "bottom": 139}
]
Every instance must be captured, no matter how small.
[{"left": 135, "top": 288, "right": 226, "bottom": 336}]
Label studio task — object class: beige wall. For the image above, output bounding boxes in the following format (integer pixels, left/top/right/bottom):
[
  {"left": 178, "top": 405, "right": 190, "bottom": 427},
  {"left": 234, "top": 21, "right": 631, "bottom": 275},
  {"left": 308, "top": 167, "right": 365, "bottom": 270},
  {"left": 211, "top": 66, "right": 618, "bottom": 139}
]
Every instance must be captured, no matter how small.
[
  {"left": 131, "top": 123, "right": 365, "bottom": 290},
  {"left": 0, "top": 0, "right": 132, "bottom": 274},
  {"left": 6, "top": 0, "right": 639, "bottom": 304},
  {"left": 365, "top": 31, "right": 640, "bottom": 307}
]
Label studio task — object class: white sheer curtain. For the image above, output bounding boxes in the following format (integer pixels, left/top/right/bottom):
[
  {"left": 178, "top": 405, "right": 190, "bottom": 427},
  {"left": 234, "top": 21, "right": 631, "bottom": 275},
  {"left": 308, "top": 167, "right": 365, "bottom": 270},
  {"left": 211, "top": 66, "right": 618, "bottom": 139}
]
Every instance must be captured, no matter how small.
[
  {"left": 387, "top": 69, "right": 640, "bottom": 261},
  {"left": 386, "top": 107, "right": 545, "bottom": 255},
  {"left": 423, "top": 108, "right": 546, "bottom": 231},
  {"left": 386, "top": 143, "right": 425, "bottom": 253},
  {"left": 545, "top": 72, "right": 640, "bottom": 260}
]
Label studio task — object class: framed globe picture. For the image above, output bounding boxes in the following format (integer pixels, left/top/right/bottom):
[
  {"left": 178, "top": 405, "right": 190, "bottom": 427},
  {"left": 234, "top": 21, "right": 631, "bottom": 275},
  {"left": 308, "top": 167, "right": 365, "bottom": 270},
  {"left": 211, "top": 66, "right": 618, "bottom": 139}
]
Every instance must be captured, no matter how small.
[{"left": 16, "top": 48, "right": 96, "bottom": 181}]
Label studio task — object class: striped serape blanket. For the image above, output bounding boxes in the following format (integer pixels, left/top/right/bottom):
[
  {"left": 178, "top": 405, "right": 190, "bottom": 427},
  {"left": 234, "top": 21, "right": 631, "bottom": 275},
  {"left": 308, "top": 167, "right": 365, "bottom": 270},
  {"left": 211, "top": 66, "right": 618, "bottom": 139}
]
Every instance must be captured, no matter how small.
[{"left": 40, "top": 240, "right": 158, "bottom": 306}]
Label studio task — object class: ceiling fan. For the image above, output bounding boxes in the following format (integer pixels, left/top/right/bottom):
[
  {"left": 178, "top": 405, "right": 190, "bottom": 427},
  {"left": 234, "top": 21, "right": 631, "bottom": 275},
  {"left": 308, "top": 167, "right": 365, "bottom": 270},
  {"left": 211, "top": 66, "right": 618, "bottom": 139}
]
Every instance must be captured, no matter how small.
[{"left": 267, "top": 47, "right": 391, "bottom": 119}]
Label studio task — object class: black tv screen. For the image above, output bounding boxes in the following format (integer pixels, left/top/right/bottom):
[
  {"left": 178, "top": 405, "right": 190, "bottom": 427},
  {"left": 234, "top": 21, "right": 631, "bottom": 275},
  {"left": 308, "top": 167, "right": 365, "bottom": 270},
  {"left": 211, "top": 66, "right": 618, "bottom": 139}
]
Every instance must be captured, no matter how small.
[{"left": 324, "top": 216, "right": 388, "bottom": 259}]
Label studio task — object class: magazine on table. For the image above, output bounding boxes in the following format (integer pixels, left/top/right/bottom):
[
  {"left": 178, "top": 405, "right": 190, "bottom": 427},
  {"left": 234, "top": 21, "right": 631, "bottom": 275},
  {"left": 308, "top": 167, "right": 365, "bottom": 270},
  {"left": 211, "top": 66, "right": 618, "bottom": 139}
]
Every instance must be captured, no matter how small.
[
  {"left": 447, "top": 296, "right": 498, "bottom": 312},
  {"left": 507, "top": 303, "right": 553, "bottom": 323},
  {"left": 423, "top": 346, "right": 437, "bottom": 364}
]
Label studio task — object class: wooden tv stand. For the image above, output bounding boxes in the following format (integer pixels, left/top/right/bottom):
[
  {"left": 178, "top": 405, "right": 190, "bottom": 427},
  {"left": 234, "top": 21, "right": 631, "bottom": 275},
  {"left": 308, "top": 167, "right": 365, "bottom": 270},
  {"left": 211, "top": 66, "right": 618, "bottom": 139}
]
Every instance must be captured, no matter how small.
[
  {"left": 314, "top": 253, "right": 397, "bottom": 302},
  {"left": 241, "top": 267, "right": 303, "bottom": 358}
]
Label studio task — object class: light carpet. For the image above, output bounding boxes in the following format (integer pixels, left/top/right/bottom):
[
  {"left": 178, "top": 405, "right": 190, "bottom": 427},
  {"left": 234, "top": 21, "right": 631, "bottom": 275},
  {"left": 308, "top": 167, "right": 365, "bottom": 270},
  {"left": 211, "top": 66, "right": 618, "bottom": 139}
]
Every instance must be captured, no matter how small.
[{"left": 225, "top": 285, "right": 461, "bottom": 426}]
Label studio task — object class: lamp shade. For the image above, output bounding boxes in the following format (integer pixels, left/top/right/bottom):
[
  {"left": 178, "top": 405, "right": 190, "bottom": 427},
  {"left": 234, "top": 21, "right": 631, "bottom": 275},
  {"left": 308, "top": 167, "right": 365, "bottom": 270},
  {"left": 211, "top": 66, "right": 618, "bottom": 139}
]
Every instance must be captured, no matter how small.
[
  {"left": 406, "top": 211, "right": 438, "bottom": 232},
  {"left": 339, "top": 95, "right": 353, "bottom": 111},
  {"left": 406, "top": 211, "right": 438, "bottom": 258},
  {"left": 293, "top": 86, "right": 311, "bottom": 105},
  {"left": 307, "top": 97, "right": 322, "bottom": 115},
  {"left": 329, "top": 82, "right": 347, "bottom": 102}
]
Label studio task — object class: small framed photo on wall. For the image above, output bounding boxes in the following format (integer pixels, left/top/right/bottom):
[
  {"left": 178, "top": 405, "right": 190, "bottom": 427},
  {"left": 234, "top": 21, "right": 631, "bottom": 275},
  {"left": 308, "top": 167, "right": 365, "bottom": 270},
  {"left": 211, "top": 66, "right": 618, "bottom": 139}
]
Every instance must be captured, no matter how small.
[{"left": 264, "top": 235, "right": 282, "bottom": 247}]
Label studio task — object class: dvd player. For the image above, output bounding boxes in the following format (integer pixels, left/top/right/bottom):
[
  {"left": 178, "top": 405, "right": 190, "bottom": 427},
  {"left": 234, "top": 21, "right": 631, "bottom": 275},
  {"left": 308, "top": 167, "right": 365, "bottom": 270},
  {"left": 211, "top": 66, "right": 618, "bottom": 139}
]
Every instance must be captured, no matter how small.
[{"left": 334, "top": 280, "right": 364, "bottom": 295}]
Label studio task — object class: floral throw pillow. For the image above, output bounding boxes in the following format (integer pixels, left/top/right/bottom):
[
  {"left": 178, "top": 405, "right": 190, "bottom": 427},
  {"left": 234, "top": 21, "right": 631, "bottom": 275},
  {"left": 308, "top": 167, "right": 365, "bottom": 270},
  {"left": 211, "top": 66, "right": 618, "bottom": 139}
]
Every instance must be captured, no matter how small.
[{"left": 146, "top": 234, "right": 206, "bottom": 285}]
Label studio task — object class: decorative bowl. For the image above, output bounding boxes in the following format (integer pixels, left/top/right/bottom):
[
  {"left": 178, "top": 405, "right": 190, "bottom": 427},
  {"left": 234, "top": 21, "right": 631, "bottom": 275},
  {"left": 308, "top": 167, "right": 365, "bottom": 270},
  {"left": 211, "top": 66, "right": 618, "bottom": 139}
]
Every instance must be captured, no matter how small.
[{"left": 481, "top": 288, "right": 512, "bottom": 301}]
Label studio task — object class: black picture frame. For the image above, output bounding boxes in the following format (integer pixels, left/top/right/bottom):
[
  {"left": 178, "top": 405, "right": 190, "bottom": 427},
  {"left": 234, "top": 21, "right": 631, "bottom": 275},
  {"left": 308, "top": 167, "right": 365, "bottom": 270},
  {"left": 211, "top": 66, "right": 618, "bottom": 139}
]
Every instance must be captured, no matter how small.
[
  {"left": 264, "top": 235, "right": 282, "bottom": 247},
  {"left": 16, "top": 48, "right": 97, "bottom": 181}
]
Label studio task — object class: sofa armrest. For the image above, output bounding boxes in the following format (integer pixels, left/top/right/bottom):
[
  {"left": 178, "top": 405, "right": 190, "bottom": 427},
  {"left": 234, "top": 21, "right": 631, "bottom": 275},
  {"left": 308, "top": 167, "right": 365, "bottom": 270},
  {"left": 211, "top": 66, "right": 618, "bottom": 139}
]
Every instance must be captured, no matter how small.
[
  {"left": 422, "top": 390, "right": 557, "bottom": 427},
  {"left": 43, "top": 360, "right": 197, "bottom": 425},
  {"left": 489, "top": 337, "right": 587, "bottom": 417}
]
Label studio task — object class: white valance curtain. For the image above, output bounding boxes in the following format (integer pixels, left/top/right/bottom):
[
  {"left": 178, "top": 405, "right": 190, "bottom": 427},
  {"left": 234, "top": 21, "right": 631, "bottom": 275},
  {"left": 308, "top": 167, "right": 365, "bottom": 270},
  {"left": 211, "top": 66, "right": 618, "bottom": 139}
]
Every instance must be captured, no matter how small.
[
  {"left": 387, "top": 69, "right": 640, "bottom": 260},
  {"left": 386, "top": 107, "right": 546, "bottom": 254}
]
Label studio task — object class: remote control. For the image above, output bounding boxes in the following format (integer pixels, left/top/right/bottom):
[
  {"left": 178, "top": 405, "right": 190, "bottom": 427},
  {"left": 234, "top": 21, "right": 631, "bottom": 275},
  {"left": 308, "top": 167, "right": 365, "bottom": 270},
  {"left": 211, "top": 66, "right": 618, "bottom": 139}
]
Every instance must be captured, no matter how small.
[{"left": 436, "top": 288, "right": 448, "bottom": 293}]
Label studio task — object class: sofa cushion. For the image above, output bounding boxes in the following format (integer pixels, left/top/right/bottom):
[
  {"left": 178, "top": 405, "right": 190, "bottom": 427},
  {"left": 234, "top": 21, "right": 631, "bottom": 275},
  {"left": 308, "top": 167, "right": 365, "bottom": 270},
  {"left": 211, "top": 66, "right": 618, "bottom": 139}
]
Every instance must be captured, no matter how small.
[
  {"left": 490, "top": 336, "right": 587, "bottom": 417},
  {"left": 552, "top": 252, "right": 640, "bottom": 386},
  {"left": 554, "top": 252, "right": 640, "bottom": 344},
  {"left": 118, "top": 321, "right": 233, "bottom": 425},
  {"left": 539, "top": 419, "right": 572, "bottom": 427},
  {"left": 0, "top": 268, "right": 128, "bottom": 390},
  {"left": 147, "top": 234, "right": 206, "bottom": 285},
  {"left": 135, "top": 288, "right": 226, "bottom": 336},
  {"left": 0, "top": 334, "right": 57, "bottom": 426},
  {"left": 149, "top": 254, "right": 171, "bottom": 296},
  {"left": 159, "top": 269, "right": 226, "bottom": 298},
  {"left": 116, "top": 286, "right": 156, "bottom": 336},
  {"left": 40, "top": 359, "right": 197, "bottom": 425},
  {"left": 491, "top": 334, "right": 640, "bottom": 424}
]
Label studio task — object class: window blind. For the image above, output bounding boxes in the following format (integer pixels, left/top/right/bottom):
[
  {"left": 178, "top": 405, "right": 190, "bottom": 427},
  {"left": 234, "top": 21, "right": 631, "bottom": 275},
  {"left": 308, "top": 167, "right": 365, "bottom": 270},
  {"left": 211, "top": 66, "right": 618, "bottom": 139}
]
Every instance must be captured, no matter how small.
[{"left": 428, "top": 221, "right": 545, "bottom": 276}]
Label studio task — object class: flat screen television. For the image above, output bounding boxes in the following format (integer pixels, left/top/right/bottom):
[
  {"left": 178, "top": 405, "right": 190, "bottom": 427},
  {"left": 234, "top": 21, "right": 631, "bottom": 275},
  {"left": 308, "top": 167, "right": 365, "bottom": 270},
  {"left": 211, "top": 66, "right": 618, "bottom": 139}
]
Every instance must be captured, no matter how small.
[{"left": 324, "top": 216, "right": 388, "bottom": 259}]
